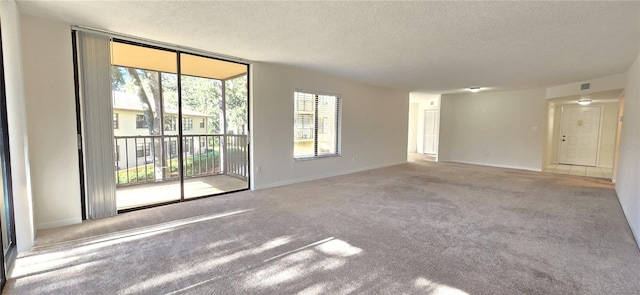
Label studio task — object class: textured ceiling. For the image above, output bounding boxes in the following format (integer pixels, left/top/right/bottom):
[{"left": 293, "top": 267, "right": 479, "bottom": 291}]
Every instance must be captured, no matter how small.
[{"left": 17, "top": 1, "right": 640, "bottom": 93}]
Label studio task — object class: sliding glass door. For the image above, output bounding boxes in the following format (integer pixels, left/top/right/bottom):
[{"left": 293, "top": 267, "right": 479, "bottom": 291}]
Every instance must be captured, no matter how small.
[
  {"left": 180, "top": 53, "right": 248, "bottom": 199},
  {"left": 75, "top": 33, "right": 250, "bottom": 213},
  {"left": 110, "top": 42, "right": 182, "bottom": 209},
  {"left": 0, "top": 130, "right": 15, "bottom": 287},
  {"left": 0, "top": 22, "right": 16, "bottom": 288}
]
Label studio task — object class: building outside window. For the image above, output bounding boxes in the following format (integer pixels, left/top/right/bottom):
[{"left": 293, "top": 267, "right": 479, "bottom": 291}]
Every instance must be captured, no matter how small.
[
  {"left": 168, "top": 141, "right": 178, "bottom": 157},
  {"left": 295, "top": 114, "right": 314, "bottom": 140},
  {"left": 293, "top": 91, "right": 340, "bottom": 159},
  {"left": 183, "top": 117, "right": 193, "bottom": 131},
  {"left": 113, "top": 113, "right": 119, "bottom": 129},
  {"left": 136, "top": 142, "right": 151, "bottom": 158},
  {"left": 164, "top": 116, "right": 176, "bottom": 131},
  {"left": 135, "top": 114, "right": 147, "bottom": 129}
]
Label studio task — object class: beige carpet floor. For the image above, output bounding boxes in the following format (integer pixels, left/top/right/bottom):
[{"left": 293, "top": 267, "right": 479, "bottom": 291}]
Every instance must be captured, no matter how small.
[{"left": 4, "top": 161, "right": 640, "bottom": 294}]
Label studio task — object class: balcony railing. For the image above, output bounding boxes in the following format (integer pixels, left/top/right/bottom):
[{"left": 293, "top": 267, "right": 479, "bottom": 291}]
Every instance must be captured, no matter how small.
[{"left": 114, "top": 134, "right": 248, "bottom": 186}]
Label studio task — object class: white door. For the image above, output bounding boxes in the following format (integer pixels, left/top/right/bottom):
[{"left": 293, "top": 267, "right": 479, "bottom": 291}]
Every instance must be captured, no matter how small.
[
  {"left": 423, "top": 110, "right": 438, "bottom": 154},
  {"left": 558, "top": 106, "right": 602, "bottom": 166}
]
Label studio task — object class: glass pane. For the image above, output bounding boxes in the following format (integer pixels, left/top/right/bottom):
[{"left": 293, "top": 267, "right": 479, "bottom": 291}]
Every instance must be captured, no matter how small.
[
  {"left": 180, "top": 73, "right": 222, "bottom": 199},
  {"left": 0, "top": 133, "right": 12, "bottom": 256},
  {"left": 1, "top": 23, "right": 15, "bottom": 268},
  {"left": 0, "top": 156, "right": 8, "bottom": 255},
  {"left": 317, "top": 95, "right": 338, "bottom": 155},
  {"left": 180, "top": 53, "right": 248, "bottom": 199},
  {"left": 225, "top": 76, "right": 248, "bottom": 135},
  {"left": 111, "top": 42, "right": 181, "bottom": 209},
  {"left": 101, "top": 43, "right": 250, "bottom": 209},
  {"left": 294, "top": 92, "right": 315, "bottom": 158},
  {"left": 225, "top": 75, "right": 249, "bottom": 184},
  {"left": 112, "top": 42, "right": 177, "bottom": 74}
]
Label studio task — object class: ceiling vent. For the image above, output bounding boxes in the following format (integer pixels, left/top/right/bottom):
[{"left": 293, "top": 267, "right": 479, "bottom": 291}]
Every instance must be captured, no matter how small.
[{"left": 580, "top": 83, "right": 591, "bottom": 90}]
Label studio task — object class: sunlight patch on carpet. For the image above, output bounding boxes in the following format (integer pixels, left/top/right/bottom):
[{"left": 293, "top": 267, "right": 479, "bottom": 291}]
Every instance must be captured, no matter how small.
[
  {"left": 415, "top": 277, "right": 469, "bottom": 295},
  {"left": 315, "top": 239, "right": 362, "bottom": 257}
]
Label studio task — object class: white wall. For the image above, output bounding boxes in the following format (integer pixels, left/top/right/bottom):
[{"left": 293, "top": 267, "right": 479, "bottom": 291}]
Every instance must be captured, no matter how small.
[
  {"left": 407, "top": 102, "right": 418, "bottom": 153},
  {"left": 439, "top": 88, "right": 547, "bottom": 171},
  {"left": 616, "top": 51, "right": 640, "bottom": 245},
  {"left": 21, "top": 15, "right": 81, "bottom": 229},
  {"left": 599, "top": 102, "right": 619, "bottom": 167},
  {"left": 543, "top": 101, "right": 555, "bottom": 166},
  {"left": 549, "top": 102, "right": 562, "bottom": 165},
  {"left": 612, "top": 95, "right": 625, "bottom": 183},
  {"left": 546, "top": 73, "right": 627, "bottom": 99},
  {"left": 0, "top": 1, "right": 35, "bottom": 252},
  {"left": 251, "top": 62, "right": 409, "bottom": 189}
]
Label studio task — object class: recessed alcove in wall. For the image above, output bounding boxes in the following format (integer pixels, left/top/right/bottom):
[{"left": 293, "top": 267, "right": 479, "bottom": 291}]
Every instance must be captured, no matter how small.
[{"left": 544, "top": 89, "right": 624, "bottom": 179}]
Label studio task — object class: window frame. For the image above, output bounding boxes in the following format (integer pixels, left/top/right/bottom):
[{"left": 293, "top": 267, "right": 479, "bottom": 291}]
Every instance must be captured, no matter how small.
[
  {"left": 113, "top": 113, "right": 119, "bottom": 129},
  {"left": 293, "top": 90, "right": 341, "bottom": 161},
  {"left": 182, "top": 117, "right": 193, "bottom": 131},
  {"left": 136, "top": 142, "right": 151, "bottom": 158},
  {"left": 164, "top": 115, "right": 177, "bottom": 131},
  {"left": 72, "top": 30, "right": 252, "bottom": 215},
  {"left": 294, "top": 113, "right": 314, "bottom": 140},
  {"left": 135, "top": 114, "right": 147, "bottom": 129}
]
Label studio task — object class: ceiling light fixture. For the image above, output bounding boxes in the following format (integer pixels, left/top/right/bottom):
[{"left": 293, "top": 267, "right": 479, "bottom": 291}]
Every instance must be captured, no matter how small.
[
  {"left": 578, "top": 99, "right": 592, "bottom": 105},
  {"left": 469, "top": 87, "right": 482, "bottom": 93}
]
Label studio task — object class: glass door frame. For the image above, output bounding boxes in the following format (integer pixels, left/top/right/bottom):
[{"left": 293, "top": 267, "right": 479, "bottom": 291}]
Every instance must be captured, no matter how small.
[
  {"left": 73, "top": 33, "right": 251, "bottom": 215},
  {"left": 0, "top": 21, "right": 18, "bottom": 289}
]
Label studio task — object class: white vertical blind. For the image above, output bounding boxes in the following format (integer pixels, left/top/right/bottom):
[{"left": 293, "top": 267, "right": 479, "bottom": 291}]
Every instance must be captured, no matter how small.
[{"left": 77, "top": 31, "right": 117, "bottom": 219}]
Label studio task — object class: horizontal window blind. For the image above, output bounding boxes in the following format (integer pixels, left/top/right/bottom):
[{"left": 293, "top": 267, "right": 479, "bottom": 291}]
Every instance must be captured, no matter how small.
[{"left": 293, "top": 91, "right": 341, "bottom": 159}]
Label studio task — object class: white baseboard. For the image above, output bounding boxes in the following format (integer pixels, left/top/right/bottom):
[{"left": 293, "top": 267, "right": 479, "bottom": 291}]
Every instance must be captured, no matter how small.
[
  {"left": 441, "top": 160, "right": 542, "bottom": 172},
  {"left": 36, "top": 217, "right": 82, "bottom": 230},
  {"left": 254, "top": 161, "right": 407, "bottom": 190}
]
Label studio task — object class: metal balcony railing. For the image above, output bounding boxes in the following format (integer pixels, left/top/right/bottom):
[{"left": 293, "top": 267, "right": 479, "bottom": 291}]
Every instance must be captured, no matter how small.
[{"left": 114, "top": 134, "right": 248, "bottom": 186}]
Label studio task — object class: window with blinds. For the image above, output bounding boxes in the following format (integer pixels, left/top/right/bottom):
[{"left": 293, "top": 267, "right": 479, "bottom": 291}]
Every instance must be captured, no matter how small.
[{"left": 293, "top": 91, "right": 341, "bottom": 159}]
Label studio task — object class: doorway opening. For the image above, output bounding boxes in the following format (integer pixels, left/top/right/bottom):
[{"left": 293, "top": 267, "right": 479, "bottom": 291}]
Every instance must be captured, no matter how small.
[
  {"left": 543, "top": 89, "right": 623, "bottom": 179},
  {"left": 407, "top": 93, "right": 440, "bottom": 163}
]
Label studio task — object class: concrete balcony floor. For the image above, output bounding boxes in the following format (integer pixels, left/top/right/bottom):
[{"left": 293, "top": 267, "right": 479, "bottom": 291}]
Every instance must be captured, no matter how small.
[{"left": 116, "top": 175, "right": 247, "bottom": 210}]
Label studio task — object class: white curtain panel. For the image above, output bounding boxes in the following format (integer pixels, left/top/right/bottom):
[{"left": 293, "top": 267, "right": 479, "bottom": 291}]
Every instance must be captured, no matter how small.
[{"left": 77, "top": 31, "right": 117, "bottom": 219}]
